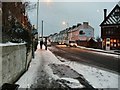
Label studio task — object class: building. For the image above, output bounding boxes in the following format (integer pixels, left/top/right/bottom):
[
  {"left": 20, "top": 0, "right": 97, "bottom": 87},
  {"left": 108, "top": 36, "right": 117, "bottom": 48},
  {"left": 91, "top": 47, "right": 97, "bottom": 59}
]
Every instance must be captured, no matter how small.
[
  {"left": 100, "top": 3, "right": 120, "bottom": 50},
  {"left": 68, "top": 22, "right": 94, "bottom": 46},
  {"left": 49, "top": 22, "right": 94, "bottom": 47}
]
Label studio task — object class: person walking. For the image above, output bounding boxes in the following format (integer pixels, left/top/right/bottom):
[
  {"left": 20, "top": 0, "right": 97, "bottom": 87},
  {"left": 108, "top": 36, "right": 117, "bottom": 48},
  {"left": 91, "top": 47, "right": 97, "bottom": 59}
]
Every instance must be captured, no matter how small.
[
  {"left": 34, "top": 39, "right": 38, "bottom": 51},
  {"left": 40, "top": 40, "right": 43, "bottom": 49},
  {"left": 44, "top": 37, "right": 47, "bottom": 50}
]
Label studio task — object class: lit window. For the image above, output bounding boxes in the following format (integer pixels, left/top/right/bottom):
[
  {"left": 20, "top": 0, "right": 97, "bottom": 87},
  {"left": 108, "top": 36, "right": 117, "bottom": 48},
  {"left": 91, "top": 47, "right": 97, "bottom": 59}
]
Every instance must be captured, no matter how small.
[
  {"left": 110, "top": 39, "right": 113, "bottom": 42},
  {"left": 111, "top": 43, "right": 113, "bottom": 46},
  {"left": 114, "top": 39, "right": 116, "bottom": 43},
  {"left": 118, "top": 43, "right": 120, "bottom": 46},
  {"left": 114, "top": 44, "right": 116, "bottom": 47}
]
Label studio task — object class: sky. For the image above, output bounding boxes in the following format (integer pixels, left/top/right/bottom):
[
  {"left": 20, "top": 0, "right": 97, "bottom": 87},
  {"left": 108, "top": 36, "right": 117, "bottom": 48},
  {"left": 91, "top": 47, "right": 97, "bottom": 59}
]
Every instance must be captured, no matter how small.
[{"left": 27, "top": 0, "right": 119, "bottom": 38}]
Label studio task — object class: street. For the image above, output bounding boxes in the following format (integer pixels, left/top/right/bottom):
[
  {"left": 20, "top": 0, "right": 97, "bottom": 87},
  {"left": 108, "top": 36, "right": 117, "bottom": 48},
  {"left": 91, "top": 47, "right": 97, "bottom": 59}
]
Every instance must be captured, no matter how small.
[
  {"left": 49, "top": 45, "right": 119, "bottom": 74},
  {"left": 16, "top": 44, "right": 119, "bottom": 89},
  {"left": 2, "top": 2, "right": 120, "bottom": 89}
]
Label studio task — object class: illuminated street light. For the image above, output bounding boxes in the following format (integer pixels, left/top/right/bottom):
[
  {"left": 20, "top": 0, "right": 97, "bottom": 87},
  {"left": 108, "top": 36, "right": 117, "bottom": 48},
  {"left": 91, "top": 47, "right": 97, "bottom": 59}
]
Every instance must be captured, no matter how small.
[
  {"left": 62, "top": 21, "right": 66, "bottom": 25},
  {"left": 62, "top": 21, "right": 69, "bottom": 28},
  {"left": 62, "top": 21, "right": 69, "bottom": 41},
  {"left": 46, "top": 0, "right": 52, "bottom": 3}
]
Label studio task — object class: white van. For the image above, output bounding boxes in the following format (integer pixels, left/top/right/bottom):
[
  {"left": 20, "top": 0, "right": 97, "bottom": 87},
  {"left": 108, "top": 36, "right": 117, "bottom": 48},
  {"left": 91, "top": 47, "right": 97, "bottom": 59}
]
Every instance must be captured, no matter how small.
[{"left": 66, "top": 40, "right": 77, "bottom": 47}]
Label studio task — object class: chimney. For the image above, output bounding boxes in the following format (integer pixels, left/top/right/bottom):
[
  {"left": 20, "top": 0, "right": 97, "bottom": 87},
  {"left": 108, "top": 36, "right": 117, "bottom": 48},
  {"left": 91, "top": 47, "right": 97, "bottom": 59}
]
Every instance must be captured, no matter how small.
[
  {"left": 72, "top": 25, "right": 76, "bottom": 29},
  {"left": 104, "top": 9, "right": 107, "bottom": 20},
  {"left": 77, "top": 23, "right": 81, "bottom": 27},
  {"left": 83, "top": 22, "right": 88, "bottom": 28}
]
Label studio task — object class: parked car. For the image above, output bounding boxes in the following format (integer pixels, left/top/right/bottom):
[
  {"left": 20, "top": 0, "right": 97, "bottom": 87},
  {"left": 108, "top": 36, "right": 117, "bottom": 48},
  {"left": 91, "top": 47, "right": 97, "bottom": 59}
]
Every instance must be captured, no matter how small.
[
  {"left": 65, "top": 40, "right": 77, "bottom": 47},
  {"left": 69, "top": 41, "right": 77, "bottom": 47}
]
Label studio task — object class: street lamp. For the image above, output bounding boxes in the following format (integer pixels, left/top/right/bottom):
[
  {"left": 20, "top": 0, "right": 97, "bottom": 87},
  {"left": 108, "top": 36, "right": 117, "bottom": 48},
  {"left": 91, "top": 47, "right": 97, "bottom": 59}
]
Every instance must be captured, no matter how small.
[
  {"left": 37, "top": 0, "right": 44, "bottom": 49},
  {"left": 37, "top": 0, "right": 39, "bottom": 40},
  {"left": 62, "top": 21, "right": 69, "bottom": 41},
  {"left": 31, "top": 0, "right": 39, "bottom": 56},
  {"left": 62, "top": 21, "right": 66, "bottom": 25},
  {"left": 62, "top": 21, "right": 69, "bottom": 28}
]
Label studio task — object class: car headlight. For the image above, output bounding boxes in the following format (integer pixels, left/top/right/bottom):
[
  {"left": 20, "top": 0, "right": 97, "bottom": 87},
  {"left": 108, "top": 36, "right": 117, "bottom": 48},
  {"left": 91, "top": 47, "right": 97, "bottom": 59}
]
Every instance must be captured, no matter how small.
[{"left": 71, "top": 43, "right": 73, "bottom": 46}]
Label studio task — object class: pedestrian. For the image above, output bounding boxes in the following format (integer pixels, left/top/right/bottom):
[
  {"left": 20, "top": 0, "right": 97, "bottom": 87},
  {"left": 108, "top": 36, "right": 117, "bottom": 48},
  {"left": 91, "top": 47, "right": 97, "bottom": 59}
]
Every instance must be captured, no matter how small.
[
  {"left": 34, "top": 39, "right": 38, "bottom": 51},
  {"left": 44, "top": 37, "right": 47, "bottom": 50},
  {"left": 40, "top": 40, "right": 43, "bottom": 49}
]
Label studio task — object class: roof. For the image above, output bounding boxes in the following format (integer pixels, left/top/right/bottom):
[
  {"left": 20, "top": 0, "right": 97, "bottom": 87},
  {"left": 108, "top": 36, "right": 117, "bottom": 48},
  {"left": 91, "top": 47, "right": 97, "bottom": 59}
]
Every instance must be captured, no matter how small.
[
  {"left": 100, "top": 4, "right": 120, "bottom": 26},
  {"left": 88, "top": 38, "right": 97, "bottom": 42}
]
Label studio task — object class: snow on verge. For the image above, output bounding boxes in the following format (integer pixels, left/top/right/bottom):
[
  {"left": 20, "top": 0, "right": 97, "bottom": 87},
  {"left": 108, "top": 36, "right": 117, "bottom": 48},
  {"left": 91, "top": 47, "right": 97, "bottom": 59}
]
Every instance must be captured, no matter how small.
[
  {"left": 0, "top": 42, "right": 26, "bottom": 46},
  {"left": 58, "top": 57, "right": 119, "bottom": 88}
]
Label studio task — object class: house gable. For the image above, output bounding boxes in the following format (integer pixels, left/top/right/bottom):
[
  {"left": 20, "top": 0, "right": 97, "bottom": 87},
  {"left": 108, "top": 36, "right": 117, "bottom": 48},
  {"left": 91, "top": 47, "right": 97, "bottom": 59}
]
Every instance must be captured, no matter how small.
[{"left": 100, "top": 4, "right": 120, "bottom": 26}]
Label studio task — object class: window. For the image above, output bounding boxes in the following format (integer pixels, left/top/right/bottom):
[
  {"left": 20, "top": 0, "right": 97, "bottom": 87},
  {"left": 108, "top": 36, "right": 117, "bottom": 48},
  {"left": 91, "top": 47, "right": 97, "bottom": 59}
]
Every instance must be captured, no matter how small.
[
  {"left": 114, "top": 39, "right": 116, "bottom": 43},
  {"left": 111, "top": 31, "right": 113, "bottom": 34},
  {"left": 118, "top": 43, "right": 120, "bottom": 47},
  {"left": 108, "top": 30, "right": 110, "bottom": 34},
  {"left": 110, "top": 39, "right": 113, "bottom": 43},
  {"left": 111, "top": 43, "right": 113, "bottom": 47},
  {"left": 114, "top": 44, "right": 116, "bottom": 47},
  {"left": 15, "top": 2, "right": 18, "bottom": 7},
  {"left": 79, "top": 30, "right": 83, "bottom": 34}
]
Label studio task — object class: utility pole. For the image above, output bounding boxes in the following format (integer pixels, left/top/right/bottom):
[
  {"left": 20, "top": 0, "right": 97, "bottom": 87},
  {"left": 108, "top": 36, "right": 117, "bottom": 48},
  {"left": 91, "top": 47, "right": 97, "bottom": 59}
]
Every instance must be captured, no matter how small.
[
  {"left": 37, "top": 0, "right": 39, "bottom": 40},
  {"left": 66, "top": 22, "right": 69, "bottom": 41},
  {"left": 42, "top": 20, "right": 43, "bottom": 40}
]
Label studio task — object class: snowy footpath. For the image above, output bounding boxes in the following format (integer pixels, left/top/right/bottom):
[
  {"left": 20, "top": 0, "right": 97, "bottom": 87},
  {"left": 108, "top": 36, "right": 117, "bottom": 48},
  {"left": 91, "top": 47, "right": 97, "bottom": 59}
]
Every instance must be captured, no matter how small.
[{"left": 16, "top": 44, "right": 120, "bottom": 89}]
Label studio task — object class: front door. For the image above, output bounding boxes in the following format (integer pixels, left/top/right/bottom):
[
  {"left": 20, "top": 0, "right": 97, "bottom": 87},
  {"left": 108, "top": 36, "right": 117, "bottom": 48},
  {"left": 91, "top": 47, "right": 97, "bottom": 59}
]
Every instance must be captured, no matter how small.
[{"left": 106, "top": 38, "right": 110, "bottom": 50}]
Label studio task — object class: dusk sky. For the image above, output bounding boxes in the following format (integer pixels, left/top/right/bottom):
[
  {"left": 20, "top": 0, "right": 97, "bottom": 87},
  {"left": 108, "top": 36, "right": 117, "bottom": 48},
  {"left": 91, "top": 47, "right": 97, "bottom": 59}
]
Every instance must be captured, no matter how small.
[{"left": 28, "top": 0, "right": 119, "bottom": 38}]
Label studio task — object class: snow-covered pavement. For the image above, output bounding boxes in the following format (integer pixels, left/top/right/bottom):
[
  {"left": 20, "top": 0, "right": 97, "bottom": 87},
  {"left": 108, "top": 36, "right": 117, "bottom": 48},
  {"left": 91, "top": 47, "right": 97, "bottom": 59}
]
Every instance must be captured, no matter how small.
[
  {"left": 57, "top": 56, "right": 119, "bottom": 88},
  {"left": 16, "top": 44, "right": 120, "bottom": 89}
]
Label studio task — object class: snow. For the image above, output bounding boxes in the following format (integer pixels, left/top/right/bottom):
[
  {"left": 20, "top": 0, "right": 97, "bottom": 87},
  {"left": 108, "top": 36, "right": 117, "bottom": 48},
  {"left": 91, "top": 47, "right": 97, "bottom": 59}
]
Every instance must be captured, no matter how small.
[
  {"left": 16, "top": 51, "right": 42, "bottom": 88},
  {"left": 16, "top": 44, "right": 62, "bottom": 88},
  {"left": 60, "top": 57, "right": 119, "bottom": 88},
  {"left": 60, "top": 77, "right": 84, "bottom": 88},
  {"left": 16, "top": 44, "right": 120, "bottom": 89},
  {"left": 78, "top": 46, "right": 119, "bottom": 58},
  {"left": 49, "top": 64, "right": 81, "bottom": 78},
  {"left": 0, "top": 42, "right": 26, "bottom": 46}
]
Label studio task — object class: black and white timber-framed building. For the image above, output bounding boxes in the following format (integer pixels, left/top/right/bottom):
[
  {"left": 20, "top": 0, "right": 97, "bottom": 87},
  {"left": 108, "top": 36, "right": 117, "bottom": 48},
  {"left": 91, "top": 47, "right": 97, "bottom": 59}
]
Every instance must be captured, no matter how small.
[{"left": 100, "top": 3, "right": 120, "bottom": 50}]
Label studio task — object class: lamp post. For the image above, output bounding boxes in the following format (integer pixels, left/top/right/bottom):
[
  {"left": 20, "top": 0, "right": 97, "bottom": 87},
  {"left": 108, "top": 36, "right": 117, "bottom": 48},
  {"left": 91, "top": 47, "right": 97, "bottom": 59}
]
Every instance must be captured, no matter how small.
[
  {"left": 32, "top": 0, "right": 39, "bottom": 58},
  {"left": 62, "top": 21, "right": 69, "bottom": 41},
  {"left": 41, "top": 20, "right": 43, "bottom": 41},
  {"left": 37, "top": 0, "right": 39, "bottom": 40}
]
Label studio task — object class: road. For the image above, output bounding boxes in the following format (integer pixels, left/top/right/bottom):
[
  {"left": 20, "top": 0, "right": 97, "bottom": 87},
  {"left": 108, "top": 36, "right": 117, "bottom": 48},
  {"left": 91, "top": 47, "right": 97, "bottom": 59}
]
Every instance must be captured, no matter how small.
[{"left": 48, "top": 45, "right": 120, "bottom": 74}]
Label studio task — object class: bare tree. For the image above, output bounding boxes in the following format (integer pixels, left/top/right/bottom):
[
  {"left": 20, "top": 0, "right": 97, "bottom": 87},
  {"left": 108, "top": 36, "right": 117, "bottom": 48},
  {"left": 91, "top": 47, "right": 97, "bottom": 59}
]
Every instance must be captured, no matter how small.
[{"left": 24, "top": 1, "right": 37, "bottom": 12}]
